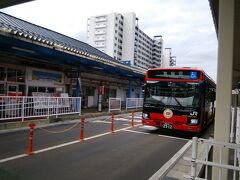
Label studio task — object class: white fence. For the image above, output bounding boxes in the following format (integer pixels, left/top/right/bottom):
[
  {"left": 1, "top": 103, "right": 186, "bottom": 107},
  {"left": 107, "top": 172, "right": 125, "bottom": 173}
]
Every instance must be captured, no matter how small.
[
  {"left": 231, "top": 107, "right": 240, "bottom": 143},
  {"left": 0, "top": 96, "right": 81, "bottom": 121},
  {"left": 184, "top": 137, "right": 240, "bottom": 180},
  {"left": 108, "top": 98, "right": 121, "bottom": 112},
  {"left": 126, "top": 98, "right": 143, "bottom": 110},
  {"left": 185, "top": 107, "right": 240, "bottom": 179}
]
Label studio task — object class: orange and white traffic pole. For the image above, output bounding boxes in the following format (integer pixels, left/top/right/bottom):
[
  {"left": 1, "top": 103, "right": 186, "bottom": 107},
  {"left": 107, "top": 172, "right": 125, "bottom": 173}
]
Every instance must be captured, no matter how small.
[
  {"left": 111, "top": 113, "right": 114, "bottom": 133},
  {"left": 80, "top": 118, "right": 85, "bottom": 142},
  {"left": 131, "top": 111, "right": 134, "bottom": 127},
  {"left": 26, "top": 122, "right": 36, "bottom": 155}
]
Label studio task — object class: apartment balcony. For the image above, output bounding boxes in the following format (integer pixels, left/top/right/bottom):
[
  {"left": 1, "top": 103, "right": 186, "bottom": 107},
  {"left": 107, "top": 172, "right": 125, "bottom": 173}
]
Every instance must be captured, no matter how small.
[
  {"left": 95, "top": 17, "right": 107, "bottom": 22},
  {"left": 95, "top": 44, "right": 105, "bottom": 48},
  {"left": 95, "top": 31, "right": 106, "bottom": 35},
  {"left": 94, "top": 38, "right": 106, "bottom": 42},
  {"left": 95, "top": 24, "right": 107, "bottom": 29}
]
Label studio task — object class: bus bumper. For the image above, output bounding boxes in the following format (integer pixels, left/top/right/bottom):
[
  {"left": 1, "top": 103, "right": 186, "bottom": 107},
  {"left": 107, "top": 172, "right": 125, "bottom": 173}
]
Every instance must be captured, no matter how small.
[{"left": 142, "top": 119, "right": 201, "bottom": 133}]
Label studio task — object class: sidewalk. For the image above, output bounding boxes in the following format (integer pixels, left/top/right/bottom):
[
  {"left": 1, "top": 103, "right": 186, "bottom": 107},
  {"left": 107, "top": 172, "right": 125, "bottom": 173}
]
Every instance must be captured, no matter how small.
[{"left": 150, "top": 123, "right": 214, "bottom": 180}]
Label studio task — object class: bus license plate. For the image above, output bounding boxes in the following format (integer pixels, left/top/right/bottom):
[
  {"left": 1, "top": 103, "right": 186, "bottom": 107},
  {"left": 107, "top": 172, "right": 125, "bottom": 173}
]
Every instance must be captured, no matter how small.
[{"left": 162, "top": 123, "right": 172, "bottom": 129}]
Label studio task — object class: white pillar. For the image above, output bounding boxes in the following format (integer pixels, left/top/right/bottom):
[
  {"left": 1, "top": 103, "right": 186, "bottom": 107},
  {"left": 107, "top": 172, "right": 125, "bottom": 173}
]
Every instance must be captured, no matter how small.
[{"left": 212, "top": 0, "right": 235, "bottom": 179}]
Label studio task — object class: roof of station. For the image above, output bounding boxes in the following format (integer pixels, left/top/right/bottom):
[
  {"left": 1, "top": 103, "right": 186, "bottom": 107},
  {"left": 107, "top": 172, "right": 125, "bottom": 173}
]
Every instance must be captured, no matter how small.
[
  {"left": 0, "top": 0, "right": 32, "bottom": 9},
  {"left": 0, "top": 11, "right": 145, "bottom": 79}
]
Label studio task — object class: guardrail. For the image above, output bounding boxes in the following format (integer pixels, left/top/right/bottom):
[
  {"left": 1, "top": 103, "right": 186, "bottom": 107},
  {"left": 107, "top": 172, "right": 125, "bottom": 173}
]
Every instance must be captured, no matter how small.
[
  {"left": 108, "top": 98, "right": 121, "bottom": 112},
  {"left": 184, "top": 137, "right": 240, "bottom": 180},
  {"left": 0, "top": 96, "right": 81, "bottom": 121},
  {"left": 126, "top": 98, "right": 143, "bottom": 110}
]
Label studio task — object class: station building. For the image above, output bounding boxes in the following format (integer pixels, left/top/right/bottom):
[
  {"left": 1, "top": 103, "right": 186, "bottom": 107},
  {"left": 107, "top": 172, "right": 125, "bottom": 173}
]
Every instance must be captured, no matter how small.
[{"left": 0, "top": 12, "right": 145, "bottom": 110}]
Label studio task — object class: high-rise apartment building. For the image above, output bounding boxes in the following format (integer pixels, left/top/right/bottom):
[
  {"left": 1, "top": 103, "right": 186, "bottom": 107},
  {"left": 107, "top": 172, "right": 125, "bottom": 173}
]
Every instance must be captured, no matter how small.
[
  {"left": 162, "top": 48, "right": 177, "bottom": 67},
  {"left": 87, "top": 12, "right": 164, "bottom": 70}
]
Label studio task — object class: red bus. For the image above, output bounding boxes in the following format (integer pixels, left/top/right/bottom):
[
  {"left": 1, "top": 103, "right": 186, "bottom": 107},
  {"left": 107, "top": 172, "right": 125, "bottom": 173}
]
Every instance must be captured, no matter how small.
[{"left": 142, "top": 67, "right": 216, "bottom": 133}]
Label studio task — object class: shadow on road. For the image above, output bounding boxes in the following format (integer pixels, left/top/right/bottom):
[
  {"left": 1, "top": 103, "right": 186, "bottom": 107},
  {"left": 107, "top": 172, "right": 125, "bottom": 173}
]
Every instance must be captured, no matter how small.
[{"left": 143, "top": 122, "right": 214, "bottom": 140}]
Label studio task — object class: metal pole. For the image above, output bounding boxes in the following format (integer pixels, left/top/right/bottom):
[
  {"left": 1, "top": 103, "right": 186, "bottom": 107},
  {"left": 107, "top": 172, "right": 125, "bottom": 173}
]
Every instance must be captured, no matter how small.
[
  {"left": 26, "top": 122, "right": 36, "bottom": 155},
  {"left": 47, "top": 97, "right": 50, "bottom": 119},
  {"left": 120, "top": 98, "right": 121, "bottom": 112},
  {"left": 21, "top": 97, "right": 25, "bottom": 122},
  {"left": 237, "top": 107, "right": 240, "bottom": 167},
  {"left": 191, "top": 137, "right": 198, "bottom": 178},
  {"left": 80, "top": 118, "right": 85, "bottom": 142},
  {"left": 79, "top": 97, "right": 81, "bottom": 116},
  {"left": 131, "top": 111, "right": 134, "bottom": 127},
  {"left": 111, "top": 113, "right": 114, "bottom": 133},
  {"left": 56, "top": 97, "right": 59, "bottom": 118},
  {"left": 230, "top": 107, "right": 235, "bottom": 143}
]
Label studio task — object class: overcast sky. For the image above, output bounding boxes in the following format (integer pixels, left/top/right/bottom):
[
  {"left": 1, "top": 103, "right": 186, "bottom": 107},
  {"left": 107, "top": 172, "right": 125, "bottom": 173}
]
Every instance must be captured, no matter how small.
[{"left": 1, "top": 0, "right": 218, "bottom": 81}]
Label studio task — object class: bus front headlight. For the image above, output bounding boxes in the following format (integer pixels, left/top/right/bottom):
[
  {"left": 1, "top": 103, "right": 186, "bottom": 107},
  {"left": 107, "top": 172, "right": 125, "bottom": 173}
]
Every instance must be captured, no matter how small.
[{"left": 142, "top": 112, "right": 149, "bottom": 120}]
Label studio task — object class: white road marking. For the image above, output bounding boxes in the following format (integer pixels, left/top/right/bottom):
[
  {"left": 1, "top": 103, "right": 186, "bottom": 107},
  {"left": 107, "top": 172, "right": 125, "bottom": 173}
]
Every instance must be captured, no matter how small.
[
  {"left": 124, "top": 129, "right": 150, "bottom": 135},
  {"left": 0, "top": 154, "right": 28, "bottom": 163},
  {"left": 0, "top": 124, "right": 141, "bottom": 164},
  {"left": 92, "top": 120, "right": 111, "bottom": 124},
  {"left": 130, "top": 126, "right": 189, "bottom": 141},
  {"left": 139, "top": 126, "right": 158, "bottom": 130},
  {"left": 115, "top": 118, "right": 129, "bottom": 121}
]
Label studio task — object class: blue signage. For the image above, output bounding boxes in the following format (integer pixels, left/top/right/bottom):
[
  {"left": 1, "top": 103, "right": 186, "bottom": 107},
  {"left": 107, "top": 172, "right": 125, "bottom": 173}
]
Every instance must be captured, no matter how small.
[
  {"left": 121, "top": 60, "right": 131, "bottom": 66},
  {"left": 32, "top": 70, "right": 62, "bottom": 83},
  {"left": 190, "top": 71, "right": 198, "bottom": 79}
]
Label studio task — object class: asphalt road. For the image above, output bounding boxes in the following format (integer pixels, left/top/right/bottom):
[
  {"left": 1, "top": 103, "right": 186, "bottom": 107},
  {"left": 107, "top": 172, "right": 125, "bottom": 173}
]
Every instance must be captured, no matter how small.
[{"left": 0, "top": 112, "right": 212, "bottom": 180}]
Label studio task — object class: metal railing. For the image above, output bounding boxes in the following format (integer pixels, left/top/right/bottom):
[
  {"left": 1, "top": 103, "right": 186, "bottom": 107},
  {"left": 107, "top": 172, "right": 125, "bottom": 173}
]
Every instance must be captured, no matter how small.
[
  {"left": 108, "top": 98, "right": 121, "bottom": 112},
  {"left": 184, "top": 137, "right": 240, "bottom": 180},
  {"left": 126, "top": 98, "right": 143, "bottom": 110},
  {"left": 0, "top": 96, "right": 81, "bottom": 121}
]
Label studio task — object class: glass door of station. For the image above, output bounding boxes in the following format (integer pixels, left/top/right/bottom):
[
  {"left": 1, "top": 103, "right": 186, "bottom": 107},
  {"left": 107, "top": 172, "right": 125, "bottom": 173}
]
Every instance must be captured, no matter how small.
[{"left": 7, "top": 84, "right": 25, "bottom": 96}]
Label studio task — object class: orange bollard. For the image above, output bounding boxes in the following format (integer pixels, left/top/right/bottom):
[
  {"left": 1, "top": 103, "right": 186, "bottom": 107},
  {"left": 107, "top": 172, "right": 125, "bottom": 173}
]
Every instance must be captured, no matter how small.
[
  {"left": 131, "top": 111, "right": 134, "bottom": 127},
  {"left": 80, "top": 118, "right": 85, "bottom": 142},
  {"left": 26, "top": 122, "right": 36, "bottom": 155},
  {"left": 111, "top": 113, "right": 114, "bottom": 133}
]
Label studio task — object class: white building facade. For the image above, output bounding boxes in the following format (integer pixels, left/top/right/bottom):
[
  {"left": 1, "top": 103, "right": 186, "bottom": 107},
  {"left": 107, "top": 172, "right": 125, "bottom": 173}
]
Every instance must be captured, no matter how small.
[
  {"left": 162, "top": 48, "right": 176, "bottom": 67},
  {"left": 87, "top": 12, "right": 164, "bottom": 70}
]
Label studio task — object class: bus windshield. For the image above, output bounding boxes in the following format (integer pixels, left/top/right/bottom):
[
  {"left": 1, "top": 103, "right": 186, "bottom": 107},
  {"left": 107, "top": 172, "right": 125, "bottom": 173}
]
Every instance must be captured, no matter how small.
[{"left": 145, "top": 81, "right": 200, "bottom": 108}]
